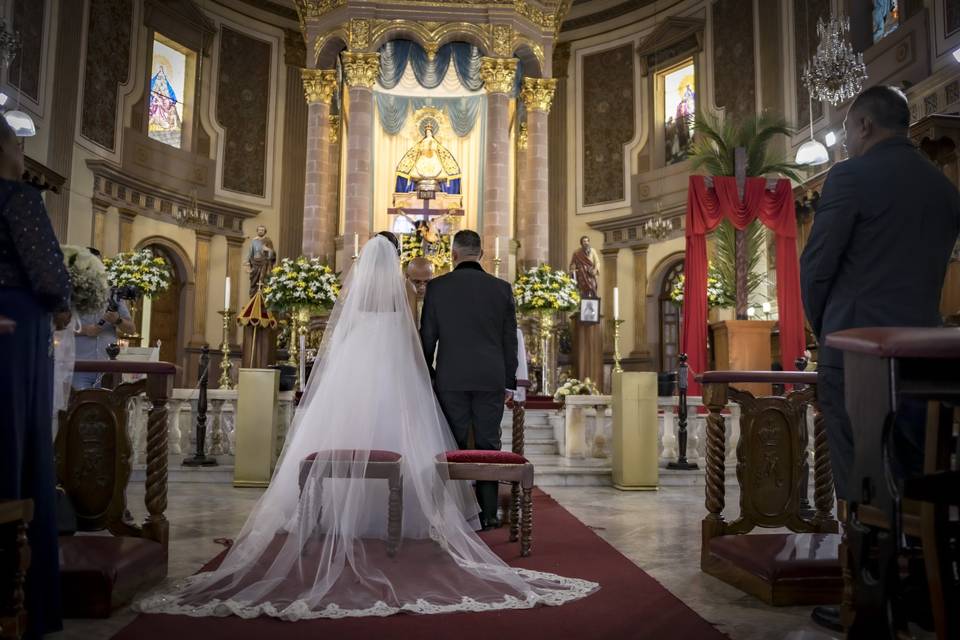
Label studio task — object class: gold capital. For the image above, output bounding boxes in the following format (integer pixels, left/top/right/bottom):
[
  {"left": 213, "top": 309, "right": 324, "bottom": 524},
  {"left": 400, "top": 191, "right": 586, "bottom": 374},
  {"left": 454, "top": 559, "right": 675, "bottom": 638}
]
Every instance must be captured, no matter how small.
[
  {"left": 479, "top": 57, "right": 518, "bottom": 95},
  {"left": 341, "top": 51, "right": 379, "bottom": 88},
  {"left": 520, "top": 77, "right": 557, "bottom": 113},
  {"left": 301, "top": 68, "right": 338, "bottom": 104},
  {"left": 349, "top": 18, "right": 370, "bottom": 50},
  {"left": 328, "top": 114, "right": 341, "bottom": 143}
]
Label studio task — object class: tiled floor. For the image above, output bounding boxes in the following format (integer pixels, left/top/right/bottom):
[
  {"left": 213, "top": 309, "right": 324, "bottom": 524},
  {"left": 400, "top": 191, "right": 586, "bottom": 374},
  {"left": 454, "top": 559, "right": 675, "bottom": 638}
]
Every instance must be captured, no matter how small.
[{"left": 56, "top": 482, "right": 843, "bottom": 640}]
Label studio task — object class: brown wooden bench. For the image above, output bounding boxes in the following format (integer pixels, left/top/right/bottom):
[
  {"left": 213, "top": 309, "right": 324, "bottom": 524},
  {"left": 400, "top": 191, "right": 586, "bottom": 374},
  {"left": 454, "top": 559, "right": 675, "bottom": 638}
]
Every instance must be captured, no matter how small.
[
  {"left": 56, "top": 360, "right": 175, "bottom": 618},
  {"left": 697, "top": 370, "right": 840, "bottom": 606}
]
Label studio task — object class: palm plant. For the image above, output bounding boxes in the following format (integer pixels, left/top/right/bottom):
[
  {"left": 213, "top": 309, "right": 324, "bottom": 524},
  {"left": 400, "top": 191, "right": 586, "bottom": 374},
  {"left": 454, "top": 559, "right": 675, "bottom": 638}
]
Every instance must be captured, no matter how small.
[{"left": 688, "top": 112, "right": 801, "bottom": 317}]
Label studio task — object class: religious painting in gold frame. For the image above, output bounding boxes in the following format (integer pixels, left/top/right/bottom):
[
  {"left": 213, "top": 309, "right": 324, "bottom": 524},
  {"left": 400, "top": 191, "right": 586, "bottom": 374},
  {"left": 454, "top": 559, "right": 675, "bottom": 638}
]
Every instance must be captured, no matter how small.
[{"left": 658, "top": 59, "right": 696, "bottom": 166}]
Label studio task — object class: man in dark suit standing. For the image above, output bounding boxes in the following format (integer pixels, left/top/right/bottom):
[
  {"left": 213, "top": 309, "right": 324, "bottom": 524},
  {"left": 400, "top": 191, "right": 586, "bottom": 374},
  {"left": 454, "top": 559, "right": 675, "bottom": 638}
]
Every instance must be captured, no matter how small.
[
  {"left": 801, "top": 86, "right": 959, "bottom": 505},
  {"left": 421, "top": 230, "right": 518, "bottom": 530}
]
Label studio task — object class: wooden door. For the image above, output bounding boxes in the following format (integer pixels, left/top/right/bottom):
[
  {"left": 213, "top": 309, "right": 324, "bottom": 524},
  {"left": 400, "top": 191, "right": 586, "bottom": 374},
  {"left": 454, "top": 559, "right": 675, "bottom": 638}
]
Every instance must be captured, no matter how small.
[
  {"left": 659, "top": 260, "right": 684, "bottom": 372},
  {"left": 147, "top": 246, "right": 182, "bottom": 367}
]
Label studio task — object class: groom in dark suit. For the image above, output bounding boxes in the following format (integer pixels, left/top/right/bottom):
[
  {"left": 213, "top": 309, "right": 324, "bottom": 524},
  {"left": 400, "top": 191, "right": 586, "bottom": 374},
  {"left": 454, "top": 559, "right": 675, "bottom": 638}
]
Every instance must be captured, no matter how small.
[{"left": 420, "top": 230, "right": 519, "bottom": 530}]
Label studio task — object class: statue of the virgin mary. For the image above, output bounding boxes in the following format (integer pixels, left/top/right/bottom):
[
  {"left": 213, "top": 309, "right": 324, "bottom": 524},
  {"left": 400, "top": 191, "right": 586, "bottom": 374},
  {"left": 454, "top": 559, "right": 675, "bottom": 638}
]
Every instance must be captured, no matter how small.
[{"left": 395, "top": 119, "right": 461, "bottom": 195}]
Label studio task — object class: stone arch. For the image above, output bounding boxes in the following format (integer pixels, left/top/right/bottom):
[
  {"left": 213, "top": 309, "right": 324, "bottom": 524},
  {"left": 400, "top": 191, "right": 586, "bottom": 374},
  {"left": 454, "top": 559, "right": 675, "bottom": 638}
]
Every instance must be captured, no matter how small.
[
  {"left": 367, "top": 22, "right": 491, "bottom": 56},
  {"left": 135, "top": 235, "right": 194, "bottom": 385},
  {"left": 513, "top": 41, "right": 544, "bottom": 78},
  {"left": 314, "top": 32, "right": 348, "bottom": 68}
]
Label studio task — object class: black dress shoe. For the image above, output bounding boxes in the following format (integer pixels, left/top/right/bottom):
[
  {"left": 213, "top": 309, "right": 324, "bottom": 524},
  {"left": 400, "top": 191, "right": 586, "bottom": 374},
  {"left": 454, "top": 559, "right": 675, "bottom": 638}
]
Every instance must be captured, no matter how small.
[
  {"left": 480, "top": 517, "right": 502, "bottom": 531},
  {"left": 811, "top": 606, "right": 843, "bottom": 633}
]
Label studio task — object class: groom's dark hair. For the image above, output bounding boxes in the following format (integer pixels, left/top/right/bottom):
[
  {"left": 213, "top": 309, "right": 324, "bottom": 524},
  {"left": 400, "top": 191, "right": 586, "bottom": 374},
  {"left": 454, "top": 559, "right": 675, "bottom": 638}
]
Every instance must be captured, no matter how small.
[{"left": 452, "top": 230, "right": 482, "bottom": 258}]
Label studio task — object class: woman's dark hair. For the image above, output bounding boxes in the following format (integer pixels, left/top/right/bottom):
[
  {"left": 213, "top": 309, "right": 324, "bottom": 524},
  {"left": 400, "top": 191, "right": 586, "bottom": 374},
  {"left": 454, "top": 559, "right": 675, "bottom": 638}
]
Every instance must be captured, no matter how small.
[{"left": 377, "top": 231, "right": 400, "bottom": 255}]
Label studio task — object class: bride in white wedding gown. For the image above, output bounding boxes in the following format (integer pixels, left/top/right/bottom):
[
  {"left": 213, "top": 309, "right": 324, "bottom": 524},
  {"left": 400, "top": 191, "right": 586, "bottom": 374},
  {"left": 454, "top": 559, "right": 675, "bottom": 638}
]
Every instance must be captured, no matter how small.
[{"left": 135, "top": 236, "right": 598, "bottom": 620}]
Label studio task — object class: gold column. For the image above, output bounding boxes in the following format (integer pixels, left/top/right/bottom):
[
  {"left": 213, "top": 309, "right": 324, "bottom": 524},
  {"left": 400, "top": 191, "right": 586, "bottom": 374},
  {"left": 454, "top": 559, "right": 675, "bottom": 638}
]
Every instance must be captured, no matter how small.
[
  {"left": 192, "top": 230, "right": 212, "bottom": 344},
  {"left": 91, "top": 199, "right": 108, "bottom": 251},
  {"left": 631, "top": 246, "right": 650, "bottom": 359},
  {"left": 601, "top": 247, "right": 618, "bottom": 354},
  {"left": 118, "top": 209, "right": 137, "bottom": 253},
  {"left": 340, "top": 51, "right": 379, "bottom": 265},
  {"left": 301, "top": 68, "right": 339, "bottom": 262}
]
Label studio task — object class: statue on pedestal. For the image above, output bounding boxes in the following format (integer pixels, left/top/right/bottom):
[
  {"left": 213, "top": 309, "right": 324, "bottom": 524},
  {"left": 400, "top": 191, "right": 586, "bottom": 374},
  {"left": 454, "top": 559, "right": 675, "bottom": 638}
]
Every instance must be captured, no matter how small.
[
  {"left": 245, "top": 225, "right": 276, "bottom": 296},
  {"left": 569, "top": 235, "right": 600, "bottom": 299}
]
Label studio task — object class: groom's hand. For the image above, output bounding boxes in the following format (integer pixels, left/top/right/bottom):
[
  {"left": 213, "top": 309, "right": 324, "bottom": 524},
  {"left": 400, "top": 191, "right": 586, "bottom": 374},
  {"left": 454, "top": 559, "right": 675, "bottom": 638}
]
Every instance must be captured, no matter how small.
[{"left": 504, "top": 390, "right": 513, "bottom": 403}]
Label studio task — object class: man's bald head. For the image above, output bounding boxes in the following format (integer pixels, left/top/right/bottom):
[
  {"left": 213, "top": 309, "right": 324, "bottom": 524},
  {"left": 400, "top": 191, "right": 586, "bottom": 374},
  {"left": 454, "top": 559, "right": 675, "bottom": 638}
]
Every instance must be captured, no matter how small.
[
  {"left": 406, "top": 257, "right": 434, "bottom": 299},
  {"left": 0, "top": 117, "right": 23, "bottom": 182}
]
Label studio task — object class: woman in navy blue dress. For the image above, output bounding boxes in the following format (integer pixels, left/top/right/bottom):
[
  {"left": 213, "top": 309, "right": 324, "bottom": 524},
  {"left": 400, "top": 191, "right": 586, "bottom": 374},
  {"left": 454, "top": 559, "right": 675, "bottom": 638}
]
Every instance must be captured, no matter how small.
[{"left": 0, "top": 118, "right": 71, "bottom": 637}]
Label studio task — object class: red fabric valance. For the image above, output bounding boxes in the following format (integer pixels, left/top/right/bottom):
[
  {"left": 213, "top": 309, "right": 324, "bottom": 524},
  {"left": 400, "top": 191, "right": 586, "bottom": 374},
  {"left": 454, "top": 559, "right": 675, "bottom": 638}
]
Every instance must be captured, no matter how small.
[{"left": 680, "top": 175, "right": 805, "bottom": 393}]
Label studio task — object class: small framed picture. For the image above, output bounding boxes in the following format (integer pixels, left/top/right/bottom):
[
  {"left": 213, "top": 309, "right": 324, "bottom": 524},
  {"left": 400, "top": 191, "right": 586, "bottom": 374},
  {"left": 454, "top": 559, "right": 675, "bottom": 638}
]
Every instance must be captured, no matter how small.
[{"left": 579, "top": 297, "right": 600, "bottom": 324}]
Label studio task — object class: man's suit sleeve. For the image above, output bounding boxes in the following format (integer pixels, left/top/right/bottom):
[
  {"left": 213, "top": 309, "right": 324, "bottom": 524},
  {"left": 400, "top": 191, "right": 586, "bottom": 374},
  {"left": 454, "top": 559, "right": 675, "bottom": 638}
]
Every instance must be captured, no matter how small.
[
  {"left": 503, "top": 283, "right": 518, "bottom": 390},
  {"left": 800, "top": 161, "right": 859, "bottom": 338},
  {"left": 419, "top": 281, "right": 439, "bottom": 379}
]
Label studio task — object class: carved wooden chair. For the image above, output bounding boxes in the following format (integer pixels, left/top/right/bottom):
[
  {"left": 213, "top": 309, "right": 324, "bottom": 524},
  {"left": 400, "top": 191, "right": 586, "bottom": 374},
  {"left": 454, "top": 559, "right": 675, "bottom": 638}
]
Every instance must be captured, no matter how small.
[
  {"left": 698, "top": 370, "right": 841, "bottom": 606},
  {"left": 57, "top": 360, "right": 175, "bottom": 618},
  {"left": 298, "top": 450, "right": 403, "bottom": 557},
  {"left": 0, "top": 500, "right": 32, "bottom": 640},
  {"left": 436, "top": 398, "right": 534, "bottom": 557}
]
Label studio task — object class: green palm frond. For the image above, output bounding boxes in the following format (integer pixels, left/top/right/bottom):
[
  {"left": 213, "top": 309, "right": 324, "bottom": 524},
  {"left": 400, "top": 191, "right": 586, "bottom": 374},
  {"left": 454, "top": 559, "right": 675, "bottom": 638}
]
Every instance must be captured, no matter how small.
[
  {"left": 712, "top": 219, "right": 766, "bottom": 302},
  {"left": 690, "top": 112, "right": 802, "bottom": 180}
]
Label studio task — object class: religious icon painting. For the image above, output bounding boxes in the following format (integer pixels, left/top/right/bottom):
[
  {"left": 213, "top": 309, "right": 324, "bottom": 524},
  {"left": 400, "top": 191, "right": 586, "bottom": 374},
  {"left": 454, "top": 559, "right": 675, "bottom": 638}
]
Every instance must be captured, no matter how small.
[
  {"left": 580, "top": 297, "right": 601, "bottom": 324},
  {"left": 662, "top": 60, "right": 696, "bottom": 166},
  {"left": 149, "top": 36, "right": 189, "bottom": 149}
]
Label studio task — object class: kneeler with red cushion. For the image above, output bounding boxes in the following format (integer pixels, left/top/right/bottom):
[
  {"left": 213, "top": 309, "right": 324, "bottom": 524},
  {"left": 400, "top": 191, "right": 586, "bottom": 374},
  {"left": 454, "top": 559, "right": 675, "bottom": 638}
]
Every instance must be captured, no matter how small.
[
  {"left": 437, "top": 450, "right": 534, "bottom": 556},
  {"left": 299, "top": 450, "right": 403, "bottom": 557}
]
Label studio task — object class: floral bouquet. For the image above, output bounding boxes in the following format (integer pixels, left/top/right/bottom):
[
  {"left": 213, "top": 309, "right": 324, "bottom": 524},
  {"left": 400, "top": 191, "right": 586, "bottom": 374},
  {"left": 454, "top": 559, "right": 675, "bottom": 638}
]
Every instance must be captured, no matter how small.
[
  {"left": 669, "top": 264, "right": 734, "bottom": 309},
  {"left": 61, "top": 245, "right": 110, "bottom": 315},
  {"left": 553, "top": 377, "right": 600, "bottom": 403},
  {"left": 513, "top": 265, "right": 580, "bottom": 315},
  {"left": 263, "top": 256, "right": 341, "bottom": 313},
  {"left": 104, "top": 249, "right": 172, "bottom": 298},
  {"left": 400, "top": 233, "right": 451, "bottom": 270}
]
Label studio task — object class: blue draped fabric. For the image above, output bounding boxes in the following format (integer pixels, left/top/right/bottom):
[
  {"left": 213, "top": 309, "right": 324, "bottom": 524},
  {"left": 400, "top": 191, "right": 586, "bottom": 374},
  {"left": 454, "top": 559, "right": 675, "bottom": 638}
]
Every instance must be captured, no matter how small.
[
  {"left": 396, "top": 176, "right": 415, "bottom": 192},
  {"left": 443, "top": 178, "right": 461, "bottom": 194},
  {"left": 378, "top": 39, "right": 484, "bottom": 91},
  {"left": 375, "top": 95, "right": 484, "bottom": 137}
]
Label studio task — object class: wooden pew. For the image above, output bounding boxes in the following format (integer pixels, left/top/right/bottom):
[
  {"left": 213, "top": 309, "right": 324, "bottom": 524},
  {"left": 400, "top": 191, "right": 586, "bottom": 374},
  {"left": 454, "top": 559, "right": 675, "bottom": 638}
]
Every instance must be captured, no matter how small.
[{"left": 0, "top": 500, "right": 32, "bottom": 640}]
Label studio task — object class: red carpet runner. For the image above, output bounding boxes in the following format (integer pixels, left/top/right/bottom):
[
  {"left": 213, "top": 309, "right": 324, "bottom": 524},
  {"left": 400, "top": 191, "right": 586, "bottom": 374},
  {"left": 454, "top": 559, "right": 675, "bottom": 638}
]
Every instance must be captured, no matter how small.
[{"left": 113, "top": 489, "right": 727, "bottom": 640}]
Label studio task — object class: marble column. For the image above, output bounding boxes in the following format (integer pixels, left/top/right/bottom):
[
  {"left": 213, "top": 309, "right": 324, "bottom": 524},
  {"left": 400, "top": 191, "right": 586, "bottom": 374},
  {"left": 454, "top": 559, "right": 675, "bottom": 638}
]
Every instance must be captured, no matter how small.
[
  {"left": 602, "top": 247, "right": 618, "bottom": 355},
  {"left": 91, "top": 198, "right": 108, "bottom": 251},
  {"left": 118, "top": 209, "right": 137, "bottom": 253},
  {"left": 517, "top": 78, "right": 556, "bottom": 269},
  {"left": 301, "top": 68, "right": 339, "bottom": 263},
  {"left": 340, "top": 52, "right": 379, "bottom": 268},
  {"left": 631, "top": 246, "right": 650, "bottom": 359},
  {"left": 548, "top": 44, "right": 571, "bottom": 269},
  {"left": 191, "top": 230, "right": 212, "bottom": 345},
  {"left": 479, "top": 57, "right": 517, "bottom": 275}
]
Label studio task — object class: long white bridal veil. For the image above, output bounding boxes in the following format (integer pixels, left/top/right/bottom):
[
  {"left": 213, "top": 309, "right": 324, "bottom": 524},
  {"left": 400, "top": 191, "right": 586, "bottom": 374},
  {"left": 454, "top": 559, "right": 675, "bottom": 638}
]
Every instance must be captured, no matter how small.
[{"left": 135, "top": 236, "right": 598, "bottom": 620}]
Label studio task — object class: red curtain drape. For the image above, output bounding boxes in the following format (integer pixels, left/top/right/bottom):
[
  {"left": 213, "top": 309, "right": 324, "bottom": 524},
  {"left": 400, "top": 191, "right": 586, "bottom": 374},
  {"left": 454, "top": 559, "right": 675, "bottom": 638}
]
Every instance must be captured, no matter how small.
[{"left": 680, "top": 175, "right": 805, "bottom": 394}]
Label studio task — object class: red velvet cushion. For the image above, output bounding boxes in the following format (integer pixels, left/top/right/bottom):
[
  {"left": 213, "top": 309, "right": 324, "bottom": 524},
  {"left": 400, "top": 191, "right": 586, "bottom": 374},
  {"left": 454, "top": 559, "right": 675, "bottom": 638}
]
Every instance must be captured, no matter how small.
[
  {"left": 708, "top": 533, "right": 841, "bottom": 582},
  {"left": 305, "top": 449, "right": 401, "bottom": 463},
  {"left": 440, "top": 450, "right": 528, "bottom": 464},
  {"left": 59, "top": 535, "right": 168, "bottom": 618}
]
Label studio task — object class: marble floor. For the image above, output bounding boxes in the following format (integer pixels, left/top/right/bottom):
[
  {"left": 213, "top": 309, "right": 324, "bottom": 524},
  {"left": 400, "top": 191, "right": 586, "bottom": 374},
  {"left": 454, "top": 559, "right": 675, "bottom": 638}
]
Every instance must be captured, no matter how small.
[{"left": 56, "top": 482, "right": 845, "bottom": 640}]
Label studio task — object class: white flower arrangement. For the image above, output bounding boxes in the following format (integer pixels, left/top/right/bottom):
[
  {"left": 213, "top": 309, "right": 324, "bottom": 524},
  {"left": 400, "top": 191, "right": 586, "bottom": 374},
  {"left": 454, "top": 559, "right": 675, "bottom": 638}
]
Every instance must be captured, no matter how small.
[
  {"left": 61, "top": 245, "right": 110, "bottom": 315},
  {"left": 513, "top": 265, "right": 581, "bottom": 315},
  {"left": 553, "top": 377, "right": 600, "bottom": 403},
  {"left": 263, "top": 256, "right": 341, "bottom": 313},
  {"left": 103, "top": 249, "right": 172, "bottom": 298},
  {"left": 669, "top": 263, "right": 734, "bottom": 309}
]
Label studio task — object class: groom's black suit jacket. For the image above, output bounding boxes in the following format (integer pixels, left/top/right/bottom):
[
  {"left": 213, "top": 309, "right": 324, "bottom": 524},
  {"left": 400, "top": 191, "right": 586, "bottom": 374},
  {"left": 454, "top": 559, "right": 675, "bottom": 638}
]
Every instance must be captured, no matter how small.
[{"left": 420, "top": 261, "right": 519, "bottom": 391}]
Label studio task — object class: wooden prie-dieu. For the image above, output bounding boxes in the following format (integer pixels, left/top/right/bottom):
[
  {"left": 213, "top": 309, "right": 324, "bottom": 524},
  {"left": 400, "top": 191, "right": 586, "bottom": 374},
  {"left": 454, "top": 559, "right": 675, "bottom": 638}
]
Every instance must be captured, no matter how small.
[{"left": 697, "top": 370, "right": 840, "bottom": 606}]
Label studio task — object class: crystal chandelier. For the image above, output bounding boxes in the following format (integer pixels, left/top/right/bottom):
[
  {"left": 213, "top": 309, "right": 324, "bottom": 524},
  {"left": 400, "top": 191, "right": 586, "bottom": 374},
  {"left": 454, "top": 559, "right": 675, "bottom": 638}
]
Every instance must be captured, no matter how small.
[
  {"left": 175, "top": 191, "right": 209, "bottom": 226},
  {"left": 802, "top": 14, "right": 867, "bottom": 106},
  {"left": 642, "top": 216, "right": 672, "bottom": 240}
]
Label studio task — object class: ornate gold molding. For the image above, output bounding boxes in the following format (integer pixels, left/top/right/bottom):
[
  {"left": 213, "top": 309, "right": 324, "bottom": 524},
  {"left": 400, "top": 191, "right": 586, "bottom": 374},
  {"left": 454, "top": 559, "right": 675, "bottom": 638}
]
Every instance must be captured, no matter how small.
[
  {"left": 349, "top": 17, "right": 371, "bottom": 50},
  {"left": 479, "top": 57, "right": 518, "bottom": 94},
  {"left": 517, "top": 122, "right": 528, "bottom": 150},
  {"left": 491, "top": 24, "right": 512, "bottom": 57},
  {"left": 328, "top": 115, "right": 341, "bottom": 143},
  {"left": 295, "top": 0, "right": 346, "bottom": 21},
  {"left": 513, "top": 0, "right": 555, "bottom": 31},
  {"left": 341, "top": 51, "right": 379, "bottom": 88},
  {"left": 301, "top": 68, "right": 338, "bottom": 104},
  {"left": 367, "top": 20, "right": 492, "bottom": 59},
  {"left": 520, "top": 77, "right": 557, "bottom": 112}
]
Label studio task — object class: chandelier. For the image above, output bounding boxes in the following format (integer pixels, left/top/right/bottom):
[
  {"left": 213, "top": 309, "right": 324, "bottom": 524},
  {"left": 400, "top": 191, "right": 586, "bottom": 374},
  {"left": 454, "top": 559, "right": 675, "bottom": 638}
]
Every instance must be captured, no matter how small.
[
  {"left": 802, "top": 14, "right": 867, "bottom": 106},
  {"left": 175, "top": 192, "right": 209, "bottom": 226},
  {"left": 642, "top": 216, "right": 672, "bottom": 240}
]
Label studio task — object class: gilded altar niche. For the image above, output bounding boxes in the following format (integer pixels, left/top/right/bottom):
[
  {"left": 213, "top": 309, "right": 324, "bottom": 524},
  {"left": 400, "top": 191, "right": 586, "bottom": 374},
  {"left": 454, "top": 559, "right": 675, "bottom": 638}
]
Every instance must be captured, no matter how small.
[
  {"left": 216, "top": 27, "right": 271, "bottom": 197},
  {"left": 581, "top": 44, "right": 635, "bottom": 207},
  {"left": 793, "top": 0, "right": 831, "bottom": 127},
  {"left": 9, "top": 0, "right": 45, "bottom": 102},
  {"left": 711, "top": 0, "right": 756, "bottom": 121},
  {"left": 80, "top": 0, "right": 134, "bottom": 151}
]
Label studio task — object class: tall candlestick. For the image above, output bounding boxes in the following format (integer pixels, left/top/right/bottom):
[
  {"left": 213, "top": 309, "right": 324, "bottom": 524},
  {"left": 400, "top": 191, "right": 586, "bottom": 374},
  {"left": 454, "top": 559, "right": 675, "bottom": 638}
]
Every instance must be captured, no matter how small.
[
  {"left": 613, "top": 287, "right": 620, "bottom": 320},
  {"left": 353, "top": 233, "right": 359, "bottom": 258},
  {"left": 224, "top": 276, "right": 231, "bottom": 310},
  {"left": 495, "top": 237, "right": 500, "bottom": 261}
]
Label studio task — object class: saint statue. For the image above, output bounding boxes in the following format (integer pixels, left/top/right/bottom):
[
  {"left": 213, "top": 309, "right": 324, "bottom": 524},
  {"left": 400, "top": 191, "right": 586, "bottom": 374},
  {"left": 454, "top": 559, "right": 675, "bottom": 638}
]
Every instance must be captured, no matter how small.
[
  {"left": 395, "top": 122, "right": 461, "bottom": 195},
  {"left": 245, "top": 224, "right": 276, "bottom": 296},
  {"left": 569, "top": 235, "right": 600, "bottom": 299}
]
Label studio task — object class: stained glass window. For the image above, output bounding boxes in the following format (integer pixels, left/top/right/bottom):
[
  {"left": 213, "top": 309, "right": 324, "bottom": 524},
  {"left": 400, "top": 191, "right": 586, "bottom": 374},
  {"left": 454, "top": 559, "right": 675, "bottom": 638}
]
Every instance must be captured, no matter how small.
[
  {"left": 663, "top": 61, "right": 696, "bottom": 166},
  {"left": 149, "top": 37, "right": 188, "bottom": 148},
  {"left": 873, "top": 0, "right": 899, "bottom": 43}
]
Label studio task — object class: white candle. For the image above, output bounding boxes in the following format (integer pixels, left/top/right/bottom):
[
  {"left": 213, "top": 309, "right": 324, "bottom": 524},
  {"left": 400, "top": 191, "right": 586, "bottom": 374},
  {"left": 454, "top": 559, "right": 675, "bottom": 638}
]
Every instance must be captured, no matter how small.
[
  {"left": 762, "top": 302, "right": 772, "bottom": 314},
  {"left": 299, "top": 334, "right": 306, "bottom": 390},
  {"left": 613, "top": 287, "right": 620, "bottom": 320},
  {"left": 495, "top": 237, "right": 500, "bottom": 261},
  {"left": 353, "top": 233, "right": 359, "bottom": 257},
  {"left": 224, "top": 276, "right": 231, "bottom": 309}
]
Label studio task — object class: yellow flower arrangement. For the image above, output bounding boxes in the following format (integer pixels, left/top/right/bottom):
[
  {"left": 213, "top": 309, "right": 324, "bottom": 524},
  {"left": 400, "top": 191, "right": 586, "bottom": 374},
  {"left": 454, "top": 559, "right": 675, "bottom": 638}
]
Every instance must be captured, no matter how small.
[
  {"left": 263, "top": 256, "right": 341, "bottom": 312},
  {"left": 103, "top": 249, "right": 172, "bottom": 297},
  {"left": 513, "top": 264, "right": 580, "bottom": 315}
]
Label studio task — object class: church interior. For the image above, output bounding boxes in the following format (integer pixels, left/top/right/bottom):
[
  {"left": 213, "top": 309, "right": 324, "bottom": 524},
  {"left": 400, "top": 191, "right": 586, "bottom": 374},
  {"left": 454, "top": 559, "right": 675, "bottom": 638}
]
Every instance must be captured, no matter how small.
[{"left": 3, "top": 0, "right": 960, "bottom": 638}]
